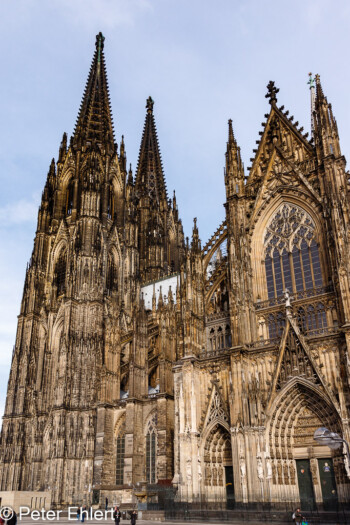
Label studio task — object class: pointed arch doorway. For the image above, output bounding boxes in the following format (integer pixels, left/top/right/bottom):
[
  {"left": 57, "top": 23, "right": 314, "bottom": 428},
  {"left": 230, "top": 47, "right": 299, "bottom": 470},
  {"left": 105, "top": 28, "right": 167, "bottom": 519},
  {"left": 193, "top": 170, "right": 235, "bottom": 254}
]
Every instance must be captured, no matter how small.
[
  {"left": 268, "top": 381, "right": 342, "bottom": 511},
  {"left": 203, "top": 423, "right": 234, "bottom": 509}
]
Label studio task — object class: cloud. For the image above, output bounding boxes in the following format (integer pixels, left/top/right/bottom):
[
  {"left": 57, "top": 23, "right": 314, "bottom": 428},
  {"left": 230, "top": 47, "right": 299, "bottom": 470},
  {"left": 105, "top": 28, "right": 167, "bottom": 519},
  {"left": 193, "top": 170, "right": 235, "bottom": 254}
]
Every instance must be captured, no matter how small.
[{"left": 0, "top": 194, "right": 39, "bottom": 226}]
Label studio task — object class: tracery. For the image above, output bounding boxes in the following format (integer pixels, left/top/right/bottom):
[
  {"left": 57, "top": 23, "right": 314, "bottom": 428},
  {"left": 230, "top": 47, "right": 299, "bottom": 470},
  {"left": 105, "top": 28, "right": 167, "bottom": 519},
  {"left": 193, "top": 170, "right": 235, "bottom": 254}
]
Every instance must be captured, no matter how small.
[
  {"left": 264, "top": 204, "right": 323, "bottom": 299},
  {"left": 145, "top": 413, "right": 157, "bottom": 484}
]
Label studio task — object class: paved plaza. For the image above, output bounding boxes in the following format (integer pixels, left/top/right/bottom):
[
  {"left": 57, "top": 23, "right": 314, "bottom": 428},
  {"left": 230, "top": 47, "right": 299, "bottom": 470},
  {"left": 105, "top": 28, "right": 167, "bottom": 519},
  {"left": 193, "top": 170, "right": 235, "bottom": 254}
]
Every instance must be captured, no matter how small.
[{"left": 12, "top": 518, "right": 350, "bottom": 525}]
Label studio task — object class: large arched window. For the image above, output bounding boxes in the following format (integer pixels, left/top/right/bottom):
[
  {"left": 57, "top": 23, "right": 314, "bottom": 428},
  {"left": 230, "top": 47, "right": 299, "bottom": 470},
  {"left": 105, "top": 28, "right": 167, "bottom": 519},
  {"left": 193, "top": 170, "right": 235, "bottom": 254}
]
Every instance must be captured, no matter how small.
[
  {"left": 116, "top": 420, "right": 125, "bottom": 485},
  {"left": 146, "top": 413, "right": 157, "bottom": 484},
  {"left": 264, "top": 204, "right": 323, "bottom": 299}
]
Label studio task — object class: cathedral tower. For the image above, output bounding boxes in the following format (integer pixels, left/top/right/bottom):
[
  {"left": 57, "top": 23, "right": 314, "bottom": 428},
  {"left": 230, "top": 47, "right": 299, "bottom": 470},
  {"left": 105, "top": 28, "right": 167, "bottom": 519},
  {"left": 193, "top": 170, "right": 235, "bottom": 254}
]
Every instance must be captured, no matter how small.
[{"left": 0, "top": 34, "right": 184, "bottom": 508}]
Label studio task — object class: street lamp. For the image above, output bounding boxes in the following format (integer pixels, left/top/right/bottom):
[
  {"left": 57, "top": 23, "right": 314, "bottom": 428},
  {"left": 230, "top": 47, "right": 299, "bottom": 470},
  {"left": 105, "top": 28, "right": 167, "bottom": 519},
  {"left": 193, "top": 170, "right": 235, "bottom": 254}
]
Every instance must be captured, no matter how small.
[{"left": 314, "top": 427, "right": 350, "bottom": 475}]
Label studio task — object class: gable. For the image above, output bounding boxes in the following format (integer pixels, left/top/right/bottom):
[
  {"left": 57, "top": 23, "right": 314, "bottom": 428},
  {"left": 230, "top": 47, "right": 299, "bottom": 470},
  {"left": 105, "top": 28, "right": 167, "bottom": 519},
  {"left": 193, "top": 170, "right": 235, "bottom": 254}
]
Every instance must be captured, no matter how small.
[{"left": 267, "top": 311, "right": 340, "bottom": 413}]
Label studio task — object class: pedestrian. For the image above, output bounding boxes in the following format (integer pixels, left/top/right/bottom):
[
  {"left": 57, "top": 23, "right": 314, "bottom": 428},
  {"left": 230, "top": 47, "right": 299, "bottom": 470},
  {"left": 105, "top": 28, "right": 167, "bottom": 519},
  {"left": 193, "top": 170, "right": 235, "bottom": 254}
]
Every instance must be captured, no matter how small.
[
  {"left": 106, "top": 497, "right": 109, "bottom": 510},
  {"left": 292, "top": 508, "right": 305, "bottom": 524},
  {"left": 131, "top": 510, "right": 137, "bottom": 525},
  {"left": 81, "top": 505, "right": 87, "bottom": 523},
  {"left": 77, "top": 507, "right": 80, "bottom": 521},
  {"left": 113, "top": 506, "right": 121, "bottom": 525}
]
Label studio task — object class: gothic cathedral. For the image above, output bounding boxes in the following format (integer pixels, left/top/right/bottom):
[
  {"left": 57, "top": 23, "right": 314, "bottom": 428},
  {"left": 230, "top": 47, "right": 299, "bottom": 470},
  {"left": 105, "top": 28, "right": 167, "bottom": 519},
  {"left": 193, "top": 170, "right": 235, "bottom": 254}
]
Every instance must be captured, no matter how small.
[{"left": 1, "top": 33, "right": 350, "bottom": 511}]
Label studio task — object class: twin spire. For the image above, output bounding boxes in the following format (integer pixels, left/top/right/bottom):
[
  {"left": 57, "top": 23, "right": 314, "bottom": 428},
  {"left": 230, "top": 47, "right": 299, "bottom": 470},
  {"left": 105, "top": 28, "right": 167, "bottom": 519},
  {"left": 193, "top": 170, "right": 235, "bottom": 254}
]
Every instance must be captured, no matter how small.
[
  {"left": 74, "top": 34, "right": 167, "bottom": 204},
  {"left": 73, "top": 32, "right": 115, "bottom": 150},
  {"left": 135, "top": 96, "right": 167, "bottom": 202}
]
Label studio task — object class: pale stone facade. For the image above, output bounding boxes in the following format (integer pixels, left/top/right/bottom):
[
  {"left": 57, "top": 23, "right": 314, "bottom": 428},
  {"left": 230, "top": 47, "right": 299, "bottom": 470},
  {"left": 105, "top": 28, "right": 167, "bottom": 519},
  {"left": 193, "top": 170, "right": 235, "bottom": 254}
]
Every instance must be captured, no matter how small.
[{"left": 1, "top": 35, "right": 350, "bottom": 511}]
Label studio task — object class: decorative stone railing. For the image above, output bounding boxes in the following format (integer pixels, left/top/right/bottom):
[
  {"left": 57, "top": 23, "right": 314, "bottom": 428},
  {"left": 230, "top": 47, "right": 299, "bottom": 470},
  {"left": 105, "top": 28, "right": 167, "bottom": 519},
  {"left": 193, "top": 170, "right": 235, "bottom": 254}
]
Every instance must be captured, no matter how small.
[{"left": 255, "top": 285, "right": 334, "bottom": 310}]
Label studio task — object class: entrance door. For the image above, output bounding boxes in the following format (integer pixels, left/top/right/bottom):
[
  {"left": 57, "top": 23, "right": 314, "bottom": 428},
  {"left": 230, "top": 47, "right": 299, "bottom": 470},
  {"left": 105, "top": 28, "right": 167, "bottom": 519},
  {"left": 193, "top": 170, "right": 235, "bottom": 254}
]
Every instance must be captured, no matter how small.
[
  {"left": 296, "top": 459, "right": 316, "bottom": 510},
  {"left": 225, "top": 466, "right": 235, "bottom": 509},
  {"left": 318, "top": 458, "right": 338, "bottom": 510}
]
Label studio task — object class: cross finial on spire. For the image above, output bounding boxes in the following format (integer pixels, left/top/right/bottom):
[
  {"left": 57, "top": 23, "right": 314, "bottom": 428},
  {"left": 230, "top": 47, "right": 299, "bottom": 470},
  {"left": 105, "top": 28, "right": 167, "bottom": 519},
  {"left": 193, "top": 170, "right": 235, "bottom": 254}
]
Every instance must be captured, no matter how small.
[
  {"left": 95, "top": 32, "right": 105, "bottom": 51},
  {"left": 308, "top": 72, "right": 315, "bottom": 90},
  {"left": 146, "top": 96, "right": 154, "bottom": 113},
  {"left": 265, "top": 81, "right": 279, "bottom": 104}
]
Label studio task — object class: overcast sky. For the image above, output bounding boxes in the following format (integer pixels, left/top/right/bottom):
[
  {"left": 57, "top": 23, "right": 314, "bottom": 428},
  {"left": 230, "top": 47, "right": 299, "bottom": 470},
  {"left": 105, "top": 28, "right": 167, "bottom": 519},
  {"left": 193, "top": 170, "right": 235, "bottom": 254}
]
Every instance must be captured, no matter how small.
[{"left": 0, "top": 0, "right": 350, "bottom": 420}]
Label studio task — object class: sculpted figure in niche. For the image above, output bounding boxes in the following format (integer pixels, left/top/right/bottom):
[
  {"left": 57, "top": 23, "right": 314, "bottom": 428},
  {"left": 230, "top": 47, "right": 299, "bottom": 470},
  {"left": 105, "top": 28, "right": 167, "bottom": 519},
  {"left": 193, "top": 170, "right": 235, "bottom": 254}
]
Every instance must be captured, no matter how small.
[
  {"left": 186, "top": 458, "right": 192, "bottom": 483},
  {"left": 257, "top": 457, "right": 264, "bottom": 481},
  {"left": 240, "top": 457, "right": 246, "bottom": 479},
  {"left": 197, "top": 452, "right": 202, "bottom": 481},
  {"left": 266, "top": 457, "right": 272, "bottom": 479}
]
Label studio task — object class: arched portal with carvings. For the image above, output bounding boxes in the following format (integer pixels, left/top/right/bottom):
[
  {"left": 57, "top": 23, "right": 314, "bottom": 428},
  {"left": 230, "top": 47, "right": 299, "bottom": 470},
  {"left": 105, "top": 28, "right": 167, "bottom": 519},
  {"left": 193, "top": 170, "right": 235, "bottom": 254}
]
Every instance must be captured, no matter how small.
[
  {"left": 201, "top": 422, "right": 234, "bottom": 507},
  {"left": 267, "top": 381, "right": 348, "bottom": 506}
]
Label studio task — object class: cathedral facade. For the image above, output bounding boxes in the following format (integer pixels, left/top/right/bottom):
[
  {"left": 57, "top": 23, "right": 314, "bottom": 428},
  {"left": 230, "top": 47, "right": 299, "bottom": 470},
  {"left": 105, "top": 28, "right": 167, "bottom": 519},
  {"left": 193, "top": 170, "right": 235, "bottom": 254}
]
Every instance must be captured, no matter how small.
[{"left": 1, "top": 34, "right": 350, "bottom": 511}]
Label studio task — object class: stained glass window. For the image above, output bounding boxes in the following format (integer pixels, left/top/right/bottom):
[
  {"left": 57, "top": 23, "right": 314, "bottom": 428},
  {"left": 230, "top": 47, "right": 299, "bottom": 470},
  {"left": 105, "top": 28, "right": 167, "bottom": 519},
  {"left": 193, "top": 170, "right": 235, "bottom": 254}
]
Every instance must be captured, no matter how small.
[
  {"left": 264, "top": 204, "right": 323, "bottom": 298},
  {"left": 116, "top": 421, "right": 125, "bottom": 485},
  {"left": 146, "top": 414, "right": 157, "bottom": 484}
]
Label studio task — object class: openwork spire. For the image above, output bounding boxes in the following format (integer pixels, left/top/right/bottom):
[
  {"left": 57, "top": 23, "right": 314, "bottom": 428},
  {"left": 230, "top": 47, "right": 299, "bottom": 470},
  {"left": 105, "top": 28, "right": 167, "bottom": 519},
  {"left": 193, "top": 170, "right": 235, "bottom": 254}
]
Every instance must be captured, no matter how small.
[
  {"left": 135, "top": 97, "right": 167, "bottom": 202},
  {"left": 73, "top": 32, "right": 115, "bottom": 149}
]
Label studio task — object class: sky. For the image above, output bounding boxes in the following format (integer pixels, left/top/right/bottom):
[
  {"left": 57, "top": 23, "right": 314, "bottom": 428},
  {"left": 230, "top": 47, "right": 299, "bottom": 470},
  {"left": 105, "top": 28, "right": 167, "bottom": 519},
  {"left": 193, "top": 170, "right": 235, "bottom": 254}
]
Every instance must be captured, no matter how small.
[{"left": 0, "top": 0, "right": 350, "bottom": 420}]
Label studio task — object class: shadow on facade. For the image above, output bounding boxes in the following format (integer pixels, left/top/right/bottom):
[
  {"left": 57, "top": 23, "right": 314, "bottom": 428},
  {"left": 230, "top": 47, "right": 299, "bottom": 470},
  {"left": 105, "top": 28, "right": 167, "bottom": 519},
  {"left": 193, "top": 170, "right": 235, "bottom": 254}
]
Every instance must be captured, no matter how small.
[{"left": 143, "top": 487, "right": 350, "bottom": 524}]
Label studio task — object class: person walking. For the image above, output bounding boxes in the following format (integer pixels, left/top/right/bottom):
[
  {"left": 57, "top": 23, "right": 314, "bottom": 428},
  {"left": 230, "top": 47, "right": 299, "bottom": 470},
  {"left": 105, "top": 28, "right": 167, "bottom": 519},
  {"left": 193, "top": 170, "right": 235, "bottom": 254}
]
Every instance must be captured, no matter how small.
[
  {"left": 292, "top": 508, "right": 305, "bottom": 524},
  {"left": 131, "top": 510, "right": 137, "bottom": 525},
  {"left": 113, "top": 506, "right": 121, "bottom": 525},
  {"left": 105, "top": 497, "right": 109, "bottom": 510},
  {"left": 81, "top": 505, "right": 87, "bottom": 523},
  {"left": 76, "top": 508, "right": 80, "bottom": 522}
]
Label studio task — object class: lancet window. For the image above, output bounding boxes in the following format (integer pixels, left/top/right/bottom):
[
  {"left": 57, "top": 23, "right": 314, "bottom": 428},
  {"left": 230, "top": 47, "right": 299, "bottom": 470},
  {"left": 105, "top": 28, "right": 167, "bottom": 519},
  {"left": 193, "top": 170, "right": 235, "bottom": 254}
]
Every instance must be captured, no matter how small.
[
  {"left": 267, "top": 312, "right": 286, "bottom": 339},
  {"left": 107, "top": 192, "right": 115, "bottom": 220},
  {"left": 106, "top": 255, "right": 118, "bottom": 293},
  {"left": 55, "top": 250, "right": 67, "bottom": 296},
  {"left": 264, "top": 204, "right": 323, "bottom": 299},
  {"left": 146, "top": 413, "right": 157, "bottom": 484},
  {"left": 208, "top": 324, "right": 231, "bottom": 351},
  {"left": 116, "top": 420, "right": 125, "bottom": 485},
  {"left": 297, "top": 303, "right": 327, "bottom": 334},
  {"left": 65, "top": 181, "right": 74, "bottom": 216}
]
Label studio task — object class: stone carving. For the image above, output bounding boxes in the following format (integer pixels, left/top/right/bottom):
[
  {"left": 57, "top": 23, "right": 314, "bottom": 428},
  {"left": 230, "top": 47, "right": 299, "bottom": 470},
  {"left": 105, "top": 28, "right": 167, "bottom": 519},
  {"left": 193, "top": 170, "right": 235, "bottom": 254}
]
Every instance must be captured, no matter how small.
[
  {"left": 240, "top": 458, "right": 246, "bottom": 479},
  {"left": 207, "top": 390, "right": 229, "bottom": 423},
  {"left": 257, "top": 457, "right": 264, "bottom": 481}
]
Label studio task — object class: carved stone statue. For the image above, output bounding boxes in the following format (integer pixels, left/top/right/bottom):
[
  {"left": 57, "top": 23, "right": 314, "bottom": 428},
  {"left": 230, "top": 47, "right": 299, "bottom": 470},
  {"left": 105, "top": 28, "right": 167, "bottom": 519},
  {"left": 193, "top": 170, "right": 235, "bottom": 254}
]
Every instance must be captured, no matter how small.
[
  {"left": 257, "top": 457, "right": 264, "bottom": 481},
  {"left": 186, "top": 458, "right": 192, "bottom": 483},
  {"left": 240, "top": 457, "right": 246, "bottom": 479},
  {"left": 266, "top": 457, "right": 272, "bottom": 479},
  {"left": 284, "top": 288, "right": 291, "bottom": 308}
]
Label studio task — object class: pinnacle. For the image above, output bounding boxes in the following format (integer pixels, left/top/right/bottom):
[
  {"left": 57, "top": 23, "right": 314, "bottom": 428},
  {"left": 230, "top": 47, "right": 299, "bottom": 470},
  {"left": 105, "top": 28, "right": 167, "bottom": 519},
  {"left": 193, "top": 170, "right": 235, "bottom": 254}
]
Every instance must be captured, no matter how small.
[
  {"left": 228, "top": 119, "right": 235, "bottom": 143},
  {"left": 135, "top": 98, "right": 167, "bottom": 201},
  {"left": 315, "top": 73, "right": 325, "bottom": 102}
]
